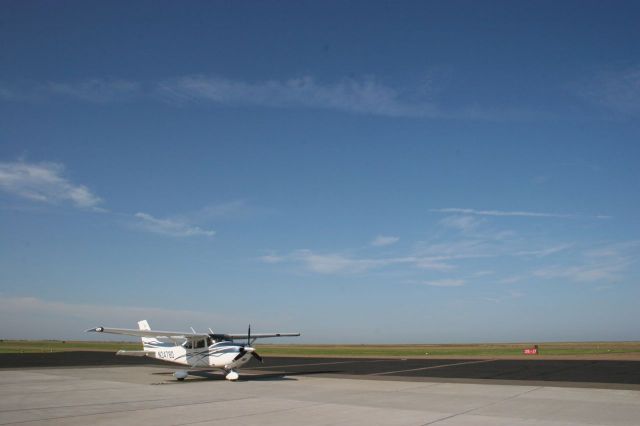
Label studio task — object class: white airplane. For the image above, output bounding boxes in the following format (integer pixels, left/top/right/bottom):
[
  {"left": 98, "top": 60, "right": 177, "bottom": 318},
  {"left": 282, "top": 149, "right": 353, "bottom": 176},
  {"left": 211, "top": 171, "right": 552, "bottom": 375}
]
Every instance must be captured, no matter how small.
[{"left": 87, "top": 320, "right": 300, "bottom": 381}]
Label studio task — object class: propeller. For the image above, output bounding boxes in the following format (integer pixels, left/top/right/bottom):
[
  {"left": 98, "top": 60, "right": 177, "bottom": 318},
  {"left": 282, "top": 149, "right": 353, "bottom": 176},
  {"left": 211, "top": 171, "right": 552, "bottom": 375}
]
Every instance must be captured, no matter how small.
[
  {"left": 232, "top": 324, "right": 263, "bottom": 363},
  {"left": 251, "top": 351, "right": 263, "bottom": 362}
]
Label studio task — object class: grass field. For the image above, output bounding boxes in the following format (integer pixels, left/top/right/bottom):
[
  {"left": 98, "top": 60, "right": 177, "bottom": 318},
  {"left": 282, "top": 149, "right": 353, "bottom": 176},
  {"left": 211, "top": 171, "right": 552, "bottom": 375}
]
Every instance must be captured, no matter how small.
[
  {"left": 0, "top": 340, "right": 142, "bottom": 354},
  {"left": 2, "top": 340, "right": 640, "bottom": 358},
  {"left": 257, "top": 342, "right": 640, "bottom": 358}
]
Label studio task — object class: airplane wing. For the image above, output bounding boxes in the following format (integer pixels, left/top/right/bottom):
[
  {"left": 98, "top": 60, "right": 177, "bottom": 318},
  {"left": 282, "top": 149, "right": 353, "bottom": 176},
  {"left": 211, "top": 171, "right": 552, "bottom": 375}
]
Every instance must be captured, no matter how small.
[
  {"left": 227, "top": 332, "right": 301, "bottom": 339},
  {"left": 86, "top": 326, "right": 209, "bottom": 340},
  {"left": 87, "top": 326, "right": 300, "bottom": 340}
]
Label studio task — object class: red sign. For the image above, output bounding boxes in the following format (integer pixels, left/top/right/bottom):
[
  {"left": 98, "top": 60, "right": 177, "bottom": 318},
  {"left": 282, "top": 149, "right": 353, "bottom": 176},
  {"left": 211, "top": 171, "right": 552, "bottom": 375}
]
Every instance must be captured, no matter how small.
[{"left": 523, "top": 347, "right": 538, "bottom": 355}]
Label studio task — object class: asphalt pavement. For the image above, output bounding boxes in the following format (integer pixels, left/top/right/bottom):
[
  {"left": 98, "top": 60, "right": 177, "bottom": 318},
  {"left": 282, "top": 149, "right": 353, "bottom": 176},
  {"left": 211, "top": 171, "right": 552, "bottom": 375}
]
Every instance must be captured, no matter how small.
[{"left": 2, "top": 352, "right": 640, "bottom": 387}]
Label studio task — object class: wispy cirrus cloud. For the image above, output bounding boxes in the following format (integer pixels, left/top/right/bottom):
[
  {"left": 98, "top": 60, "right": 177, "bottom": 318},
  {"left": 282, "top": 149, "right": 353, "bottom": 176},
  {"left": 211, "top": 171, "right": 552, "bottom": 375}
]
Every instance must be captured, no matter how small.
[
  {"left": 413, "top": 279, "right": 466, "bottom": 287},
  {"left": 156, "top": 75, "right": 440, "bottom": 118},
  {"left": 531, "top": 242, "right": 638, "bottom": 284},
  {"left": 259, "top": 253, "right": 286, "bottom": 264},
  {"left": 260, "top": 249, "right": 461, "bottom": 275},
  {"left": 0, "top": 160, "right": 227, "bottom": 239},
  {"left": 439, "top": 215, "right": 484, "bottom": 231},
  {"left": 481, "top": 290, "right": 525, "bottom": 304},
  {"left": 413, "top": 258, "right": 457, "bottom": 271},
  {"left": 532, "top": 262, "right": 628, "bottom": 283},
  {"left": 495, "top": 241, "right": 638, "bottom": 285},
  {"left": 371, "top": 235, "right": 400, "bottom": 247},
  {"left": 431, "top": 208, "right": 576, "bottom": 218},
  {"left": 413, "top": 239, "right": 498, "bottom": 260},
  {"left": 261, "top": 218, "right": 634, "bottom": 289},
  {"left": 156, "top": 75, "right": 538, "bottom": 120},
  {"left": 3, "top": 75, "right": 431, "bottom": 116},
  {"left": 133, "top": 212, "right": 216, "bottom": 238},
  {"left": 134, "top": 200, "right": 264, "bottom": 239},
  {"left": 584, "top": 240, "right": 640, "bottom": 258},
  {"left": 191, "top": 200, "right": 251, "bottom": 219},
  {"left": 291, "top": 250, "right": 395, "bottom": 274},
  {"left": 262, "top": 210, "right": 585, "bottom": 279},
  {"left": 514, "top": 244, "right": 573, "bottom": 258},
  {"left": 1, "top": 75, "right": 535, "bottom": 120},
  {"left": 498, "top": 276, "right": 523, "bottom": 285},
  {"left": 0, "top": 161, "right": 103, "bottom": 210},
  {"left": 184, "top": 199, "right": 273, "bottom": 224}
]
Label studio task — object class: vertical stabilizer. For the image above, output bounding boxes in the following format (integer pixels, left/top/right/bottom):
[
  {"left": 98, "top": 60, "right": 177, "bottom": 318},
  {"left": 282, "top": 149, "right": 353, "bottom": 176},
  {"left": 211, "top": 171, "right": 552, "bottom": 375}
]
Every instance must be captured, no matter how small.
[{"left": 137, "top": 320, "right": 156, "bottom": 351}]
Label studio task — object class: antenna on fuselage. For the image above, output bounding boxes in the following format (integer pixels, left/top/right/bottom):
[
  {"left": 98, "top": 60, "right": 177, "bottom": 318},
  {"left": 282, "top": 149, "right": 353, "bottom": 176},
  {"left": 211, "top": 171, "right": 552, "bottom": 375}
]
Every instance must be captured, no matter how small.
[{"left": 190, "top": 327, "right": 196, "bottom": 334}]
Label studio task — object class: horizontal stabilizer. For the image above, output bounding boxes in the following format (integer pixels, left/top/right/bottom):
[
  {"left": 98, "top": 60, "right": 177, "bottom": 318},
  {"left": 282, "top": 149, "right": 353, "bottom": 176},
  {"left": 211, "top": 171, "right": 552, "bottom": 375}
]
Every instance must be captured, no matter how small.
[{"left": 116, "top": 350, "right": 149, "bottom": 357}]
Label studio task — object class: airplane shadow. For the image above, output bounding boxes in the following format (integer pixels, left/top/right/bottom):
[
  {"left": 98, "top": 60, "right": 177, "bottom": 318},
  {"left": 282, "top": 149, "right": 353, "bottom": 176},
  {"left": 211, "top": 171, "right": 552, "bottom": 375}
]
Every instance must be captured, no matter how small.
[
  {"left": 152, "top": 369, "right": 339, "bottom": 383},
  {"left": 239, "top": 370, "right": 340, "bottom": 382}
]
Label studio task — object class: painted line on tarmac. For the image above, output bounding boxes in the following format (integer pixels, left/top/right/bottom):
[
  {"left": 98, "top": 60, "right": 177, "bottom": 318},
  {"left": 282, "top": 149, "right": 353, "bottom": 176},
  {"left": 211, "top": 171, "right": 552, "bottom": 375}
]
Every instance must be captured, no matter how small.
[
  {"left": 369, "top": 359, "right": 497, "bottom": 376},
  {"left": 252, "top": 359, "right": 387, "bottom": 369}
]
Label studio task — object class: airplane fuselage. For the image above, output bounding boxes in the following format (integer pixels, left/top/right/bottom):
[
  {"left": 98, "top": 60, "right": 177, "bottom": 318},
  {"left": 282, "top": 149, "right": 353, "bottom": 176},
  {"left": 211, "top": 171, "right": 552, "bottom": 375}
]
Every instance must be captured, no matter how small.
[{"left": 144, "top": 340, "right": 253, "bottom": 369}]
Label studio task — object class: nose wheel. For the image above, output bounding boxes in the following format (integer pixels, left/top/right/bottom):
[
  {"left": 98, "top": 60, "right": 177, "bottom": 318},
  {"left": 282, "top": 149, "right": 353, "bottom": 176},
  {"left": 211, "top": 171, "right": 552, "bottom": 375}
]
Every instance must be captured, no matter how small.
[{"left": 225, "top": 370, "right": 239, "bottom": 381}]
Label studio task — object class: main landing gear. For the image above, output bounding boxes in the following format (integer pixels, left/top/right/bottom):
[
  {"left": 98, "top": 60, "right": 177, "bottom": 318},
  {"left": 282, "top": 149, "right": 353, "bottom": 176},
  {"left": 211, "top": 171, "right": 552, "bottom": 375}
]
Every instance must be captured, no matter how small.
[{"left": 174, "top": 370, "right": 188, "bottom": 381}]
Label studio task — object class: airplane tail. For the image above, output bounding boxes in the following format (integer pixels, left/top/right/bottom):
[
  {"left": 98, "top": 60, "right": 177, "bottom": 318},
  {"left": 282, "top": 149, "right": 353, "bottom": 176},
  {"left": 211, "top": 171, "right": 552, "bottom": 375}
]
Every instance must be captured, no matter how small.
[{"left": 138, "top": 320, "right": 157, "bottom": 352}]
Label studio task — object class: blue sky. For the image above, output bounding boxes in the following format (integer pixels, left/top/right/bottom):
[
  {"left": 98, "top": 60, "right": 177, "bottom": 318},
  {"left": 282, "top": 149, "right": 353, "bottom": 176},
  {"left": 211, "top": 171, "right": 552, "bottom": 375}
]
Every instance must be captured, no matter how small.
[{"left": 1, "top": 1, "right": 639, "bottom": 342}]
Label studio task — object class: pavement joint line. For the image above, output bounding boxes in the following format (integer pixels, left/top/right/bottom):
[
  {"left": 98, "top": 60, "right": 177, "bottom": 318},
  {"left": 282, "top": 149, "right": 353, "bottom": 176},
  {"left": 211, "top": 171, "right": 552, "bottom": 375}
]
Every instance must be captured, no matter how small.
[
  {"left": 419, "top": 385, "right": 543, "bottom": 426},
  {"left": 369, "top": 359, "right": 498, "bottom": 376},
  {"left": 316, "top": 372, "right": 640, "bottom": 391},
  {"left": 0, "top": 396, "right": 258, "bottom": 425},
  {"left": 0, "top": 386, "right": 136, "bottom": 395},
  {"left": 0, "top": 397, "right": 173, "bottom": 413},
  {"left": 175, "top": 401, "right": 329, "bottom": 426}
]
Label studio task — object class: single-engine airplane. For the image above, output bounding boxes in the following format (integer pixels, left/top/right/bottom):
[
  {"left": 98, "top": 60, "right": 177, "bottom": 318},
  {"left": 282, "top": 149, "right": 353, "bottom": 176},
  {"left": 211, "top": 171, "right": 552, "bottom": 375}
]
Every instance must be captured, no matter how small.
[{"left": 87, "top": 320, "right": 300, "bottom": 381}]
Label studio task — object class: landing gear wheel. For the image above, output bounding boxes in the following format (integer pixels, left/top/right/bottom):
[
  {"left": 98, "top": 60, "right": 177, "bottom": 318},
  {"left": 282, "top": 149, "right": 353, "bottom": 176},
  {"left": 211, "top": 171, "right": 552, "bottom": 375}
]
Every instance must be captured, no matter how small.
[
  {"left": 174, "top": 370, "right": 189, "bottom": 381},
  {"left": 225, "top": 370, "right": 239, "bottom": 381}
]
